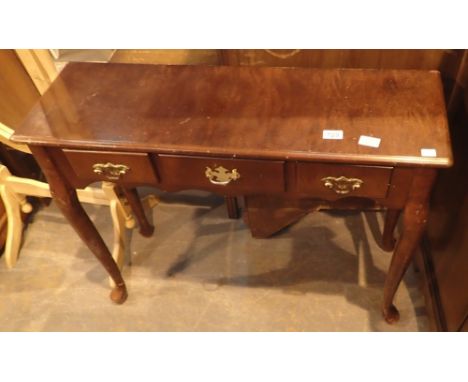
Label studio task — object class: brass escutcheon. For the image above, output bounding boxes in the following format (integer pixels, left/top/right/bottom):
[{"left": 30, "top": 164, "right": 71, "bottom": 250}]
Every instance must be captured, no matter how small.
[
  {"left": 321, "top": 176, "right": 363, "bottom": 194},
  {"left": 205, "top": 166, "right": 240, "bottom": 186},
  {"left": 93, "top": 162, "right": 130, "bottom": 180}
]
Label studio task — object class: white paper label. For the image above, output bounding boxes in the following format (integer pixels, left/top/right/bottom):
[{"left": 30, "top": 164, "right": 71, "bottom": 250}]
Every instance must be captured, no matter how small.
[
  {"left": 322, "top": 130, "right": 343, "bottom": 140},
  {"left": 358, "top": 135, "right": 381, "bottom": 148},
  {"left": 421, "top": 148, "right": 437, "bottom": 157}
]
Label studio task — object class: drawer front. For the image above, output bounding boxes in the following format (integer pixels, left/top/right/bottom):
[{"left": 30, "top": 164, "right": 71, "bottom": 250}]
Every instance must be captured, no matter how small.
[
  {"left": 296, "top": 163, "right": 393, "bottom": 198},
  {"left": 63, "top": 149, "right": 158, "bottom": 184},
  {"left": 157, "top": 155, "right": 285, "bottom": 194}
]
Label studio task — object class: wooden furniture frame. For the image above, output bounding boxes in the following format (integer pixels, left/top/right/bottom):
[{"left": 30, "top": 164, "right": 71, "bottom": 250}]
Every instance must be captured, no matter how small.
[
  {"left": 0, "top": 121, "right": 158, "bottom": 283},
  {"left": 15, "top": 49, "right": 58, "bottom": 96},
  {"left": 12, "top": 63, "right": 453, "bottom": 324},
  {"left": 8, "top": 50, "right": 160, "bottom": 274}
]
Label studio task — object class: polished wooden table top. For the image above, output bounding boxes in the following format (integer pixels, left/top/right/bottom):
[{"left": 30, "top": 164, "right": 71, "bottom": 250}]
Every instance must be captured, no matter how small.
[{"left": 13, "top": 63, "right": 452, "bottom": 167}]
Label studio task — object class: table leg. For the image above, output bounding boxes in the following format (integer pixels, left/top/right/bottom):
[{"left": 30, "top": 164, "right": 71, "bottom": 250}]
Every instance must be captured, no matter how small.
[
  {"left": 121, "top": 187, "right": 154, "bottom": 237},
  {"left": 382, "top": 169, "right": 436, "bottom": 323},
  {"left": 30, "top": 146, "right": 128, "bottom": 304},
  {"left": 225, "top": 196, "right": 240, "bottom": 219},
  {"left": 381, "top": 209, "right": 402, "bottom": 251}
]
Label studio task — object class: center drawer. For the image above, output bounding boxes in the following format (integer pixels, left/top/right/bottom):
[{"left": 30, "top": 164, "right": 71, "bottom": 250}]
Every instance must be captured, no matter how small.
[
  {"left": 156, "top": 155, "right": 285, "bottom": 194},
  {"left": 296, "top": 163, "right": 393, "bottom": 199}
]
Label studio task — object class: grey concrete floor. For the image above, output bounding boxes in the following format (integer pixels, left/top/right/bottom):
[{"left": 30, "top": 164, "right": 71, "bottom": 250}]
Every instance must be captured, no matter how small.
[{"left": 0, "top": 190, "right": 428, "bottom": 331}]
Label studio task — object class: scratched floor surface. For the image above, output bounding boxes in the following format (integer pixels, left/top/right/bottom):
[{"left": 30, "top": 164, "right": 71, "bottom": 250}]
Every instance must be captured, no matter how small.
[{"left": 0, "top": 190, "right": 428, "bottom": 331}]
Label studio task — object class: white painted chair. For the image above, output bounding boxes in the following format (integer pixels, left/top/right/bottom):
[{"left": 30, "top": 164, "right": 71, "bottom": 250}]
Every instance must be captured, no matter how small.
[{"left": 0, "top": 121, "right": 158, "bottom": 285}]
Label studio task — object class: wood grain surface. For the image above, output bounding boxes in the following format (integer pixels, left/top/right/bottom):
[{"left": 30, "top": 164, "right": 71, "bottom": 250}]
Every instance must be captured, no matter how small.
[
  {"left": 13, "top": 62, "right": 452, "bottom": 167},
  {"left": 0, "top": 50, "right": 40, "bottom": 128}
]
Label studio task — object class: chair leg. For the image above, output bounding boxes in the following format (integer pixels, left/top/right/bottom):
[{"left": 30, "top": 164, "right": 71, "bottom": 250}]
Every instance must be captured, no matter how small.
[
  {"left": 0, "top": 184, "right": 23, "bottom": 268},
  {"left": 0, "top": 165, "right": 31, "bottom": 268},
  {"left": 101, "top": 182, "right": 128, "bottom": 287}
]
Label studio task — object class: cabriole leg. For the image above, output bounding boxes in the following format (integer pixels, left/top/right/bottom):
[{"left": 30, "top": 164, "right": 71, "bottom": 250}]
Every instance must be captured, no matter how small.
[
  {"left": 30, "top": 146, "right": 128, "bottom": 304},
  {"left": 382, "top": 169, "right": 436, "bottom": 323}
]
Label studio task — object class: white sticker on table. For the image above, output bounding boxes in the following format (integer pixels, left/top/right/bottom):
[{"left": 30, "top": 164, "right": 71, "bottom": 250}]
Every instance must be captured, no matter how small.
[
  {"left": 322, "top": 130, "right": 343, "bottom": 140},
  {"left": 421, "top": 148, "right": 437, "bottom": 157},
  {"left": 358, "top": 135, "right": 381, "bottom": 148}
]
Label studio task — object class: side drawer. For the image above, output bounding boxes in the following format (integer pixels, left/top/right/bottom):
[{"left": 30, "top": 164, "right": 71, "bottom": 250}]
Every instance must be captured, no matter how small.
[
  {"left": 296, "top": 163, "right": 393, "bottom": 199},
  {"left": 62, "top": 149, "right": 158, "bottom": 185},
  {"left": 157, "top": 155, "right": 285, "bottom": 194}
]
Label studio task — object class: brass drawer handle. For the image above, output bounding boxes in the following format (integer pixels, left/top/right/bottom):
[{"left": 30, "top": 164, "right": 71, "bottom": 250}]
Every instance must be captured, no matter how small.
[
  {"left": 93, "top": 162, "right": 130, "bottom": 180},
  {"left": 321, "top": 176, "right": 363, "bottom": 194},
  {"left": 205, "top": 166, "right": 240, "bottom": 186}
]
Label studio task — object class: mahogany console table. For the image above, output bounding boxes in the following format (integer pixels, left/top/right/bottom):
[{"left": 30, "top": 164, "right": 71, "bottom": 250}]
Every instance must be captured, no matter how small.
[{"left": 12, "top": 63, "right": 452, "bottom": 324}]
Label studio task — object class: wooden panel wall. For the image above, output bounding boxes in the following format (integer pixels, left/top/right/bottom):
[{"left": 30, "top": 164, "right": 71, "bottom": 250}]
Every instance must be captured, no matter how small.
[
  {"left": 64, "top": 49, "right": 463, "bottom": 87},
  {"left": 424, "top": 53, "right": 468, "bottom": 331},
  {"left": 0, "top": 50, "right": 41, "bottom": 128},
  {"left": 107, "top": 49, "right": 459, "bottom": 72},
  {"left": 110, "top": 49, "right": 220, "bottom": 65},
  {"left": 220, "top": 49, "right": 447, "bottom": 69}
]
